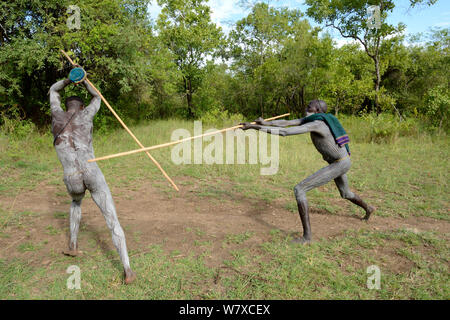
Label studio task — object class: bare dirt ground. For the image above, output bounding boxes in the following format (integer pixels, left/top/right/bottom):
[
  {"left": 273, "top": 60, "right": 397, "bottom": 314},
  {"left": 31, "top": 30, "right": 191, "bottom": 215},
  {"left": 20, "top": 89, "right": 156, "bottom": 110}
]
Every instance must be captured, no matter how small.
[{"left": 0, "top": 178, "right": 448, "bottom": 271}]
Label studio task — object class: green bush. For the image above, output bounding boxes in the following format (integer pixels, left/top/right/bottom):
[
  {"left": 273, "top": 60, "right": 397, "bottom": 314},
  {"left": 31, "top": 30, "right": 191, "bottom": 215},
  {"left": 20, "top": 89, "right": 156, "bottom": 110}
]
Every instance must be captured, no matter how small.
[
  {"left": 424, "top": 86, "right": 449, "bottom": 132},
  {"left": 200, "top": 107, "right": 243, "bottom": 127},
  {"left": 0, "top": 112, "right": 36, "bottom": 140},
  {"left": 341, "top": 113, "right": 420, "bottom": 143}
]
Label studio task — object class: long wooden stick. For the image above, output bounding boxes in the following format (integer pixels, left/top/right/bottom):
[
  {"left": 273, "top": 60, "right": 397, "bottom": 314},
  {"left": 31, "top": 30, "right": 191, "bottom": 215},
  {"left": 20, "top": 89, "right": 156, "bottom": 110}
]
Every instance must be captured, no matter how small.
[
  {"left": 60, "top": 50, "right": 179, "bottom": 191},
  {"left": 88, "top": 113, "right": 290, "bottom": 163}
]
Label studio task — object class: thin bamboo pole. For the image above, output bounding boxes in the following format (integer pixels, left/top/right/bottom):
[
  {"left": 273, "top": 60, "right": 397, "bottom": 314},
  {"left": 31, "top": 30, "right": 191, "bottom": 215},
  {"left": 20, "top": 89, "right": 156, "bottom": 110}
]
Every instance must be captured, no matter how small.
[
  {"left": 60, "top": 50, "right": 179, "bottom": 191},
  {"left": 88, "top": 113, "right": 290, "bottom": 163}
]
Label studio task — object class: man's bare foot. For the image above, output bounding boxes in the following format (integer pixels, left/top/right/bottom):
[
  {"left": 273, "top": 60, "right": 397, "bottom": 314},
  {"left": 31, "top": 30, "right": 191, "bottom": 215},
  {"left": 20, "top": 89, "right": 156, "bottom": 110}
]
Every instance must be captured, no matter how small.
[
  {"left": 363, "top": 206, "right": 376, "bottom": 221},
  {"left": 291, "top": 237, "right": 311, "bottom": 245},
  {"left": 62, "top": 249, "right": 80, "bottom": 257},
  {"left": 124, "top": 270, "right": 137, "bottom": 285}
]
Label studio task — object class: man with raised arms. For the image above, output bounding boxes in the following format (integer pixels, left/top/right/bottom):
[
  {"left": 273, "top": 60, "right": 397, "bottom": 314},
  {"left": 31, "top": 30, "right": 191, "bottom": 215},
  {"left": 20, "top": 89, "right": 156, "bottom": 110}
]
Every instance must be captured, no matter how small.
[{"left": 49, "top": 75, "right": 136, "bottom": 284}]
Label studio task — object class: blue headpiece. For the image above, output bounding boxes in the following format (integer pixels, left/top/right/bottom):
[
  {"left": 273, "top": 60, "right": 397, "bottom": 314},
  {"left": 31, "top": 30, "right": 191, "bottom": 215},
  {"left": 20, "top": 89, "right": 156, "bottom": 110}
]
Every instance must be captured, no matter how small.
[{"left": 69, "top": 67, "right": 86, "bottom": 84}]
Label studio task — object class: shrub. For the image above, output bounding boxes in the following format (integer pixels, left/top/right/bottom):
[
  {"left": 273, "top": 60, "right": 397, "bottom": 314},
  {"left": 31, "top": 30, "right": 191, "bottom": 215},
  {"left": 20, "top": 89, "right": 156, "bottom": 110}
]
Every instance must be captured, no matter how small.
[
  {"left": 0, "top": 110, "right": 36, "bottom": 140},
  {"left": 200, "top": 106, "right": 243, "bottom": 127},
  {"left": 341, "top": 113, "right": 420, "bottom": 143},
  {"left": 424, "top": 86, "right": 449, "bottom": 132}
]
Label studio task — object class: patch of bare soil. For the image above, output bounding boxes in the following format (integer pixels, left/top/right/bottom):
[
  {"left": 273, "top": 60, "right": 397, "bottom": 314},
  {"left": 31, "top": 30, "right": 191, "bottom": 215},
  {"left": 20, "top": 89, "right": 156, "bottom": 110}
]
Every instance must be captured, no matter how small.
[{"left": 0, "top": 178, "right": 448, "bottom": 273}]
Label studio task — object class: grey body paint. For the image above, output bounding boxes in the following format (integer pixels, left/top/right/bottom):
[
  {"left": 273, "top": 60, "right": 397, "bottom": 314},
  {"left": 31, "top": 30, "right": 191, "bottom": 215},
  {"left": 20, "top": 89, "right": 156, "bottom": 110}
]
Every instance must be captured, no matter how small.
[
  {"left": 49, "top": 80, "right": 134, "bottom": 280},
  {"left": 245, "top": 114, "right": 374, "bottom": 243}
]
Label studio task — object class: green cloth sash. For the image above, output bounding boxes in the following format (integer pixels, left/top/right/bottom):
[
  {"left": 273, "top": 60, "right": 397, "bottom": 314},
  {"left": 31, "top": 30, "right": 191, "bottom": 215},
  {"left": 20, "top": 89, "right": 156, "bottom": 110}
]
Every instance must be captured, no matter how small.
[{"left": 302, "top": 113, "right": 350, "bottom": 156}]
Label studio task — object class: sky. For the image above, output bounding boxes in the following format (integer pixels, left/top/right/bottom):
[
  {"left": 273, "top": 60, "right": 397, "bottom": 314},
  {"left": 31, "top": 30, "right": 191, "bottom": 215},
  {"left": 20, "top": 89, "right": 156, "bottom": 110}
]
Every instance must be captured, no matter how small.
[{"left": 148, "top": 0, "right": 450, "bottom": 46}]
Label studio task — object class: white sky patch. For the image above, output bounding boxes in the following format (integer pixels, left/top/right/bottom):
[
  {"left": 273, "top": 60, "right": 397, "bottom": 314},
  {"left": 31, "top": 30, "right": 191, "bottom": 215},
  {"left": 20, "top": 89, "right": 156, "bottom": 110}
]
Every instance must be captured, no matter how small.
[
  {"left": 209, "top": 0, "right": 248, "bottom": 35},
  {"left": 333, "top": 38, "right": 359, "bottom": 48},
  {"left": 147, "top": 1, "right": 307, "bottom": 34},
  {"left": 148, "top": 2, "right": 162, "bottom": 23},
  {"left": 147, "top": 0, "right": 447, "bottom": 48},
  {"left": 148, "top": 0, "right": 247, "bottom": 34},
  {"left": 433, "top": 21, "right": 450, "bottom": 27}
]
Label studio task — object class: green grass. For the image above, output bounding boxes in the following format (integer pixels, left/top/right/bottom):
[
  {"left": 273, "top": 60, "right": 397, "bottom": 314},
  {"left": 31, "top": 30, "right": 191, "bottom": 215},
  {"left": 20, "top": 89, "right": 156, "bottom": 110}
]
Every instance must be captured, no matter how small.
[
  {"left": 224, "top": 231, "right": 255, "bottom": 245},
  {"left": 0, "top": 117, "right": 448, "bottom": 299},
  {"left": 53, "top": 212, "right": 68, "bottom": 219},
  {"left": 17, "top": 242, "right": 44, "bottom": 253},
  {"left": 1, "top": 117, "right": 447, "bottom": 221},
  {"left": 0, "top": 207, "right": 40, "bottom": 229},
  {"left": 0, "top": 229, "right": 447, "bottom": 299},
  {"left": 45, "top": 225, "right": 61, "bottom": 236}
]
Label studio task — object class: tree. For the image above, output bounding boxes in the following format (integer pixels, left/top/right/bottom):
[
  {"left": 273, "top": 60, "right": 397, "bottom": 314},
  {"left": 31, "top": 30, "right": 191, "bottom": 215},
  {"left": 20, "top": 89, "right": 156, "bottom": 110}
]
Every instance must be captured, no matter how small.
[
  {"left": 156, "top": 0, "right": 225, "bottom": 118},
  {"left": 274, "top": 23, "right": 333, "bottom": 115},
  {"left": 324, "top": 43, "right": 373, "bottom": 115},
  {"left": 0, "top": 0, "right": 157, "bottom": 126},
  {"left": 305, "top": 0, "right": 436, "bottom": 114},
  {"left": 230, "top": 2, "right": 304, "bottom": 116},
  {"left": 379, "top": 27, "right": 449, "bottom": 122}
]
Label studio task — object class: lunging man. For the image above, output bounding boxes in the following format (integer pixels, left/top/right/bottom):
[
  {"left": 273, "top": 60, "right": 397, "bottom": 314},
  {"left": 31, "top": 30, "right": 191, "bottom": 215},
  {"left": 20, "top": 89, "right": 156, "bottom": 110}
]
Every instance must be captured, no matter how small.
[{"left": 241, "top": 100, "right": 375, "bottom": 244}]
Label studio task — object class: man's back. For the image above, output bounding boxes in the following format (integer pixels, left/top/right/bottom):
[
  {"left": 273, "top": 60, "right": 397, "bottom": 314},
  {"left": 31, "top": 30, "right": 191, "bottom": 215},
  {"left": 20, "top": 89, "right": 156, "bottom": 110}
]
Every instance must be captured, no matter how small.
[
  {"left": 52, "top": 109, "right": 94, "bottom": 153},
  {"left": 49, "top": 79, "right": 100, "bottom": 155}
]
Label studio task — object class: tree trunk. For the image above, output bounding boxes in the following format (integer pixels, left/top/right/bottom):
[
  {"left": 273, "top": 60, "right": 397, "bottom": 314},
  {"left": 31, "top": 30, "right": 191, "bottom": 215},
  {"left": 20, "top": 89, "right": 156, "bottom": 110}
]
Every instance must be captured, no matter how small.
[
  {"left": 184, "top": 77, "right": 194, "bottom": 118},
  {"left": 335, "top": 96, "right": 340, "bottom": 116},
  {"left": 374, "top": 56, "right": 381, "bottom": 115},
  {"left": 260, "top": 93, "right": 264, "bottom": 117},
  {"left": 285, "top": 95, "right": 292, "bottom": 115},
  {"left": 275, "top": 96, "right": 281, "bottom": 114},
  {"left": 300, "top": 85, "right": 306, "bottom": 116}
]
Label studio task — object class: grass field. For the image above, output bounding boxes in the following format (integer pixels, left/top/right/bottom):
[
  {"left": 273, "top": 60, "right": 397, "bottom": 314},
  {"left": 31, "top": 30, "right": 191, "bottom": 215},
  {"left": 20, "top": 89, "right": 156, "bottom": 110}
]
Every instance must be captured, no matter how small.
[{"left": 0, "top": 117, "right": 448, "bottom": 299}]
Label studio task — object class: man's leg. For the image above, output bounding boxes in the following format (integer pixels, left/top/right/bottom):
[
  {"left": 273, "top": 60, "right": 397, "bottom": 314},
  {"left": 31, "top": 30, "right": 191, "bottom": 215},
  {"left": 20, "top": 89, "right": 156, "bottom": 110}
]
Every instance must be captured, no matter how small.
[
  {"left": 87, "top": 171, "right": 136, "bottom": 284},
  {"left": 62, "top": 173, "right": 86, "bottom": 257},
  {"left": 63, "top": 193, "right": 85, "bottom": 256},
  {"left": 293, "top": 186, "right": 311, "bottom": 244},
  {"left": 334, "top": 174, "right": 375, "bottom": 220},
  {"left": 293, "top": 160, "right": 350, "bottom": 244}
]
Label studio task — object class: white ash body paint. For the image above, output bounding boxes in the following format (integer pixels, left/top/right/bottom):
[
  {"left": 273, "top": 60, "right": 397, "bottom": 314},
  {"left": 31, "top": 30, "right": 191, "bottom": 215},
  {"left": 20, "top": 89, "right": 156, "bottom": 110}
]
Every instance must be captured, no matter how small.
[{"left": 49, "top": 79, "right": 133, "bottom": 276}]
